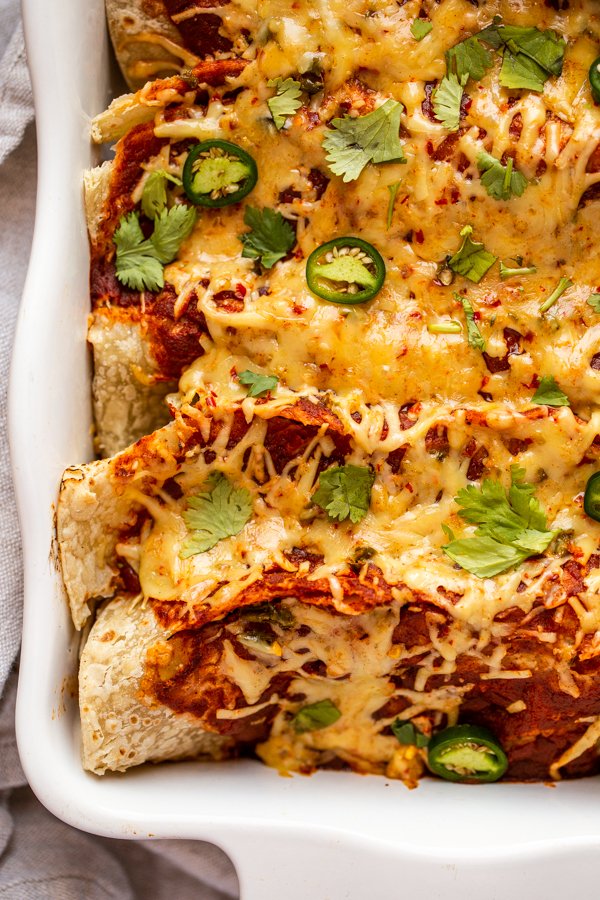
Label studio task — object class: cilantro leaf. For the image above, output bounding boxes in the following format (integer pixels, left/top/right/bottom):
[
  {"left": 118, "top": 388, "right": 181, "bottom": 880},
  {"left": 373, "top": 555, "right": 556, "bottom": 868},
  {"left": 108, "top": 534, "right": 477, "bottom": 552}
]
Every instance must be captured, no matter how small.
[
  {"left": 114, "top": 212, "right": 165, "bottom": 292},
  {"left": 433, "top": 73, "right": 467, "bottom": 131},
  {"left": 457, "top": 294, "right": 485, "bottom": 351},
  {"left": 387, "top": 180, "right": 401, "bottom": 229},
  {"left": 151, "top": 204, "right": 197, "bottom": 264},
  {"left": 443, "top": 468, "right": 557, "bottom": 577},
  {"left": 587, "top": 294, "right": 600, "bottom": 313},
  {"left": 532, "top": 375, "right": 570, "bottom": 407},
  {"left": 500, "top": 51, "right": 548, "bottom": 91},
  {"left": 239, "top": 206, "right": 296, "bottom": 268},
  {"left": 267, "top": 77, "right": 303, "bottom": 130},
  {"left": 391, "top": 719, "right": 429, "bottom": 747},
  {"left": 180, "top": 472, "right": 253, "bottom": 558},
  {"left": 446, "top": 36, "right": 494, "bottom": 81},
  {"left": 238, "top": 369, "right": 279, "bottom": 397},
  {"left": 449, "top": 226, "right": 497, "bottom": 283},
  {"left": 478, "top": 23, "right": 566, "bottom": 91},
  {"left": 411, "top": 19, "right": 433, "bottom": 41},
  {"left": 141, "top": 170, "right": 182, "bottom": 220},
  {"left": 312, "top": 464, "right": 375, "bottom": 524},
  {"left": 444, "top": 535, "right": 531, "bottom": 578},
  {"left": 500, "top": 25, "right": 566, "bottom": 77},
  {"left": 322, "top": 99, "right": 406, "bottom": 183},
  {"left": 476, "top": 151, "right": 528, "bottom": 201},
  {"left": 293, "top": 700, "right": 341, "bottom": 733}
]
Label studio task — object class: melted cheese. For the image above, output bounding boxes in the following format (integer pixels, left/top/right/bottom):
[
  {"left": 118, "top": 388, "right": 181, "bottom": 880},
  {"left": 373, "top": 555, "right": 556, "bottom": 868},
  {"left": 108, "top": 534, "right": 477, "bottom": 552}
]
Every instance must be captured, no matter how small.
[{"left": 82, "top": 0, "right": 600, "bottom": 779}]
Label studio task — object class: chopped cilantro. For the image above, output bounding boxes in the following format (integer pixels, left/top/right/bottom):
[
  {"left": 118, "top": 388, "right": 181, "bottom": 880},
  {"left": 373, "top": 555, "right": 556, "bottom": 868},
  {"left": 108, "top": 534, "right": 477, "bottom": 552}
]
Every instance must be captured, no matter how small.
[
  {"left": 539, "top": 276, "right": 572, "bottom": 313},
  {"left": 532, "top": 375, "right": 570, "bottom": 407},
  {"left": 386, "top": 180, "right": 401, "bottom": 229},
  {"left": 456, "top": 293, "right": 485, "bottom": 351},
  {"left": 293, "top": 700, "right": 341, "bottom": 733},
  {"left": 587, "top": 294, "right": 600, "bottom": 313},
  {"left": 322, "top": 99, "right": 406, "bottom": 183},
  {"left": 448, "top": 225, "right": 497, "bottom": 283},
  {"left": 238, "top": 369, "right": 279, "bottom": 397},
  {"left": 480, "top": 23, "right": 566, "bottom": 91},
  {"left": 391, "top": 719, "right": 430, "bottom": 747},
  {"left": 180, "top": 472, "right": 252, "bottom": 558},
  {"left": 446, "top": 35, "right": 494, "bottom": 82},
  {"left": 267, "top": 77, "right": 303, "bottom": 130},
  {"left": 443, "top": 467, "right": 558, "bottom": 578},
  {"left": 476, "top": 151, "right": 528, "bottom": 201},
  {"left": 114, "top": 206, "right": 196, "bottom": 292},
  {"left": 312, "top": 464, "right": 375, "bottom": 524},
  {"left": 499, "top": 260, "right": 537, "bottom": 279},
  {"left": 433, "top": 73, "right": 467, "bottom": 131},
  {"left": 411, "top": 19, "right": 433, "bottom": 41},
  {"left": 239, "top": 206, "right": 296, "bottom": 269},
  {"left": 141, "top": 170, "right": 182, "bottom": 220}
]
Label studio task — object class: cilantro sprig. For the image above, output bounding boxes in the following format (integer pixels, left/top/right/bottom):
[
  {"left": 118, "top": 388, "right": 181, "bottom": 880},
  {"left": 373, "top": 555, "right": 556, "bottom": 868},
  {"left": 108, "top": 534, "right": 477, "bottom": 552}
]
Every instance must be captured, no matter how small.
[
  {"left": 443, "top": 467, "right": 558, "bottom": 578},
  {"left": 449, "top": 226, "right": 497, "bottom": 284},
  {"left": 238, "top": 370, "right": 279, "bottom": 397},
  {"left": 267, "top": 77, "right": 303, "bottom": 130},
  {"left": 114, "top": 205, "right": 196, "bottom": 292},
  {"left": 322, "top": 99, "right": 406, "bottom": 183},
  {"left": 180, "top": 472, "right": 252, "bottom": 558},
  {"left": 312, "top": 465, "right": 375, "bottom": 524},
  {"left": 476, "top": 151, "right": 528, "bottom": 201},
  {"left": 239, "top": 206, "right": 296, "bottom": 268},
  {"left": 532, "top": 375, "right": 570, "bottom": 407}
]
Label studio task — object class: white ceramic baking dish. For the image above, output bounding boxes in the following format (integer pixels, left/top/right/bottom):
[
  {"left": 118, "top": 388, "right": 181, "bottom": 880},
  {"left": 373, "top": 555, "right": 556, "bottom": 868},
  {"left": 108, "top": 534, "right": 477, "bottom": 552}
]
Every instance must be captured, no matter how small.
[{"left": 9, "top": 1, "right": 600, "bottom": 896}]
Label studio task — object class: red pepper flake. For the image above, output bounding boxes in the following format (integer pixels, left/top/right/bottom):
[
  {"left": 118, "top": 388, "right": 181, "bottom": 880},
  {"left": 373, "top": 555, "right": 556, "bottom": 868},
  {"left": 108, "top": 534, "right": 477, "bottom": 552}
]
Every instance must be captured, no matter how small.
[
  {"left": 435, "top": 197, "right": 448, "bottom": 206},
  {"left": 235, "top": 283, "right": 247, "bottom": 297},
  {"left": 450, "top": 188, "right": 460, "bottom": 204},
  {"left": 426, "top": 140, "right": 435, "bottom": 156},
  {"left": 415, "top": 230, "right": 425, "bottom": 244},
  {"left": 405, "top": 482, "right": 414, "bottom": 493}
]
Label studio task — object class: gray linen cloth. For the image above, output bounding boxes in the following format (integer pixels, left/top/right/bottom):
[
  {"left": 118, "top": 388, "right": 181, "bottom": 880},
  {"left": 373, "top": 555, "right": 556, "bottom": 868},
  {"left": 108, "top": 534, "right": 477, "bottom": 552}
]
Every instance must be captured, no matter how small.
[{"left": 0, "top": 4, "right": 239, "bottom": 895}]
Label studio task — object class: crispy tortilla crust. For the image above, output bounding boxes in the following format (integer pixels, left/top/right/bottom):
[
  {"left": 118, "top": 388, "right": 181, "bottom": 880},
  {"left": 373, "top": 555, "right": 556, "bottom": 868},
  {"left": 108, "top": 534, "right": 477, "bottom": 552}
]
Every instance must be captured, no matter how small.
[
  {"left": 88, "top": 309, "right": 176, "bottom": 457},
  {"left": 80, "top": 597, "right": 234, "bottom": 773},
  {"left": 106, "top": 0, "right": 234, "bottom": 90}
]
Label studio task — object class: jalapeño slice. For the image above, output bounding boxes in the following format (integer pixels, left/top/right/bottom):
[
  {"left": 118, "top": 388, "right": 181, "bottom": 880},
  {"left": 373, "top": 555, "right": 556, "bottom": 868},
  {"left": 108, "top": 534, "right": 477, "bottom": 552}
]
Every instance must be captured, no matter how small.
[
  {"left": 306, "top": 237, "right": 386, "bottom": 304},
  {"left": 584, "top": 472, "right": 600, "bottom": 522},
  {"left": 182, "top": 139, "right": 258, "bottom": 208},
  {"left": 427, "top": 724, "right": 508, "bottom": 783},
  {"left": 590, "top": 56, "right": 600, "bottom": 105}
]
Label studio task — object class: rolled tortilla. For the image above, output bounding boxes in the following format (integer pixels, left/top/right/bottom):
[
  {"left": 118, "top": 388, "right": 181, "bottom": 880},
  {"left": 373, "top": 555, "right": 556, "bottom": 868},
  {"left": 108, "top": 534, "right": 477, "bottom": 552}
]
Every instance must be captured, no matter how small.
[
  {"left": 105, "top": 0, "right": 245, "bottom": 90},
  {"left": 80, "top": 597, "right": 234, "bottom": 773}
]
